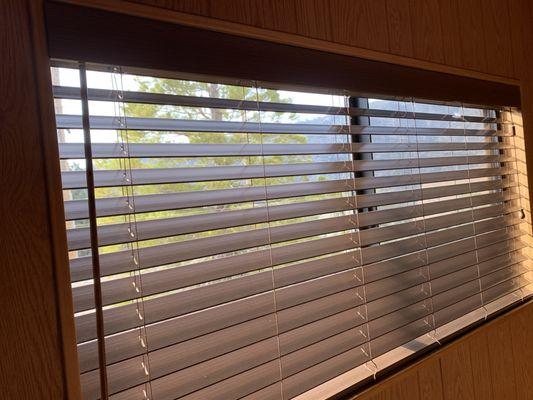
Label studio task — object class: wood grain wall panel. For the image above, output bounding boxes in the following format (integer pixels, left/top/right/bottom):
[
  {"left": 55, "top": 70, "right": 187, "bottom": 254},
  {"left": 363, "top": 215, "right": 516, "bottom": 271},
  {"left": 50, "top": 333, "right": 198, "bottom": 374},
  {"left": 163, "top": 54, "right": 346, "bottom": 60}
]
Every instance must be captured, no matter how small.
[
  {"left": 293, "top": 0, "right": 333, "bottom": 41},
  {"left": 130, "top": 0, "right": 211, "bottom": 15},
  {"left": 328, "top": 0, "right": 389, "bottom": 53},
  {"left": 440, "top": 341, "right": 476, "bottom": 400},
  {"left": 125, "top": 0, "right": 521, "bottom": 79},
  {"left": 385, "top": 0, "right": 414, "bottom": 58},
  {"left": 508, "top": 0, "right": 530, "bottom": 79},
  {"left": 408, "top": 0, "right": 445, "bottom": 63},
  {"left": 209, "top": 0, "right": 297, "bottom": 33},
  {"left": 456, "top": 0, "right": 488, "bottom": 72},
  {"left": 254, "top": 0, "right": 298, "bottom": 33},
  {"left": 487, "top": 320, "right": 518, "bottom": 400},
  {"left": 510, "top": 303, "right": 533, "bottom": 399},
  {"left": 481, "top": 0, "right": 514, "bottom": 78},
  {"left": 361, "top": 371, "right": 420, "bottom": 400},
  {"left": 417, "top": 358, "right": 443, "bottom": 400},
  {"left": 28, "top": 1, "right": 82, "bottom": 397},
  {"left": 467, "top": 332, "right": 493, "bottom": 400},
  {"left": 437, "top": 0, "right": 463, "bottom": 68},
  {"left": 208, "top": 0, "right": 256, "bottom": 26},
  {"left": 0, "top": 0, "right": 68, "bottom": 398}
]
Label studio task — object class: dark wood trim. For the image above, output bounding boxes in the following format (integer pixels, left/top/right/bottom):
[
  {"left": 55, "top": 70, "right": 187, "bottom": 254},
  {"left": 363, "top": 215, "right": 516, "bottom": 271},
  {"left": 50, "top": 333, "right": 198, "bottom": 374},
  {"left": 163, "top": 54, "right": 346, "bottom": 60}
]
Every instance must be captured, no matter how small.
[
  {"left": 28, "top": 1, "right": 82, "bottom": 398},
  {"left": 44, "top": 1, "right": 520, "bottom": 107},
  {"left": 0, "top": 0, "right": 79, "bottom": 398}
]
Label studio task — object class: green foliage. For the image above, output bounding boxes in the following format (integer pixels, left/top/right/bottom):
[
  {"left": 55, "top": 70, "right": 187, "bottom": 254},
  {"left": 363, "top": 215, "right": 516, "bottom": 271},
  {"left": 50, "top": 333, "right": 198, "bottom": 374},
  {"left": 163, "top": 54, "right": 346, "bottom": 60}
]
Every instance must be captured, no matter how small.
[{"left": 93, "top": 77, "right": 313, "bottom": 255}]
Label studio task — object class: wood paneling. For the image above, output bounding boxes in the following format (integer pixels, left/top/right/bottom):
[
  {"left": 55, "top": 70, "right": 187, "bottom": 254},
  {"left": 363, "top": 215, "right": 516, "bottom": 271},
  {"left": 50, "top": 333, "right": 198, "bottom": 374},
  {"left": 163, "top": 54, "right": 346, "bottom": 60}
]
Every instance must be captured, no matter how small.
[
  {"left": 254, "top": 0, "right": 298, "bottom": 34},
  {"left": 508, "top": 0, "right": 529, "bottom": 78},
  {"left": 510, "top": 303, "right": 533, "bottom": 399},
  {"left": 366, "top": 371, "right": 420, "bottom": 400},
  {"left": 385, "top": 0, "right": 413, "bottom": 58},
  {"left": 4, "top": 0, "right": 533, "bottom": 399},
  {"left": 468, "top": 332, "right": 493, "bottom": 400},
  {"left": 438, "top": 0, "right": 463, "bottom": 68},
  {"left": 28, "top": 0, "right": 82, "bottom": 397},
  {"left": 487, "top": 321, "right": 518, "bottom": 400},
  {"left": 417, "top": 358, "right": 443, "bottom": 400},
  {"left": 481, "top": 0, "right": 514, "bottom": 78},
  {"left": 125, "top": 0, "right": 523, "bottom": 80},
  {"left": 329, "top": 0, "right": 390, "bottom": 53},
  {"left": 408, "top": 0, "right": 444, "bottom": 63},
  {"left": 440, "top": 341, "right": 476, "bottom": 400},
  {"left": 456, "top": 0, "right": 488, "bottom": 73},
  {"left": 293, "top": 0, "right": 333, "bottom": 41},
  {"left": 0, "top": 0, "right": 75, "bottom": 398},
  {"left": 45, "top": 2, "right": 520, "bottom": 106},
  {"left": 130, "top": 0, "right": 211, "bottom": 15},
  {"left": 353, "top": 303, "right": 533, "bottom": 400},
  {"left": 208, "top": 0, "right": 298, "bottom": 32}
]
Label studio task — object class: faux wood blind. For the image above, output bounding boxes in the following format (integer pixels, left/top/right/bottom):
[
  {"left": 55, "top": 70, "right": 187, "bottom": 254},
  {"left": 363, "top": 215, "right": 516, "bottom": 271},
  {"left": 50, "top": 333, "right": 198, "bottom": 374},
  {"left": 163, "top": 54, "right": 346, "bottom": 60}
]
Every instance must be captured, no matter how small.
[{"left": 52, "top": 63, "right": 531, "bottom": 400}]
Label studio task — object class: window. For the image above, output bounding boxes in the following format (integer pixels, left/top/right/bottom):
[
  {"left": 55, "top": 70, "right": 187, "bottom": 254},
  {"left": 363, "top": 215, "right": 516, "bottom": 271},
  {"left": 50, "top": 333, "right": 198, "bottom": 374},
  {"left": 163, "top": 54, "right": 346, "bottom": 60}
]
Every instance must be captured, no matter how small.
[{"left": 52, "top": 62, "right": 530, "bottom": 400}]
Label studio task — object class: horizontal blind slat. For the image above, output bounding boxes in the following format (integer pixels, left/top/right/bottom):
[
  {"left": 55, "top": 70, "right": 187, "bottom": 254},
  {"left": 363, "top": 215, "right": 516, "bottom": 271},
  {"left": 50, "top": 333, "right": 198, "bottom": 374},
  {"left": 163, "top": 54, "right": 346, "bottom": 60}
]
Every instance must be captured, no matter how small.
[
  {"left": 61, "top": 155, "right": 508, "bottom": 189},
  {"left": 56, "top": 114, "right": 506, "bottom": 136},
  {"left": 69, "top": 200, "right": 520, "bottom": 285},
  {"left": 67, "top": 189, "right": 516, "bottom": 251},
  {"left": 73, "top": 216, "right": 523, "bottom": 317},
  {"left": 58, "top": 141, "right": 510, "bottom": 159},
  {"left": 63, "top": 171, "right": 514, "bottom": 220},
  {"left": 73, "top": 214, "right": 521, "bottom": 343},
  {"left": 54, "top": 67, "right": 526, "bottom": 400},
  {"left": 52, "top": 86, "right": 502, "bottom": 124},
  {"left": 75, "top": 228, "right": 523, "bottom": 374}
]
